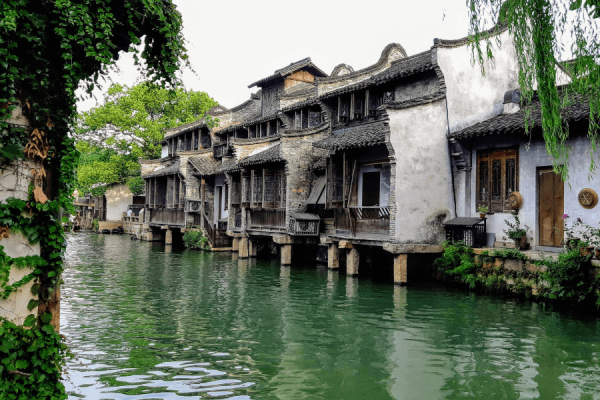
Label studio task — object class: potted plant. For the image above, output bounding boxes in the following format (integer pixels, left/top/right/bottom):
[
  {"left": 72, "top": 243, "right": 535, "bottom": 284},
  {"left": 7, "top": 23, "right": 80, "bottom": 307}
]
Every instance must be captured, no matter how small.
[
  {"left": 504, "top": 215, "right": 529, "bottom": 250},
  {"left": 476, "top": 205, "right": 489, "bottom": 219}
]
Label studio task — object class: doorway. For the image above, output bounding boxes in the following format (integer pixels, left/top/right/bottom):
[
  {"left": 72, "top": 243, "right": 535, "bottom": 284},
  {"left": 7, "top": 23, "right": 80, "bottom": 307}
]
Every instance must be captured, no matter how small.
[
  {"left": 538, "top": 167, "right": 564, "bottom": 246},
  {"left": 216, "top": 186, "right": 222, "bottom": 221}
]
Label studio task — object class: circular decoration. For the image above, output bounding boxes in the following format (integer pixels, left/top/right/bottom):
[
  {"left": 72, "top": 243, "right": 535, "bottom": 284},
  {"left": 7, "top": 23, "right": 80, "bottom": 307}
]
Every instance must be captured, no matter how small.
[
  {"left": 508, "top": 191, "right": 523, "bottom": 210},
  {"left": 578, "top": 188, "right": 598, "bottom": 209}
]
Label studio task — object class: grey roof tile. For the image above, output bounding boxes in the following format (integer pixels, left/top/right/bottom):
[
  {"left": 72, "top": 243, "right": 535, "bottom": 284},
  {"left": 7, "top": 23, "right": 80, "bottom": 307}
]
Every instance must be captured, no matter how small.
[
  {"left": 313, "top": 121, "right": 389, "bottom": 151},
  {"left": 188, "top": 155, "right": 220, "bottom": 176},
  {"left": 248, "top": 58, "right": 327, "bottom": 88},
  {"left": 143, "top": 160, "right": 180, "bottom": 178},
  {"left": 449, "top": 91, "right": 589, "bottom": 139},
  {"left": 239, "top": 144, "right": 283, "bottom": 167}
]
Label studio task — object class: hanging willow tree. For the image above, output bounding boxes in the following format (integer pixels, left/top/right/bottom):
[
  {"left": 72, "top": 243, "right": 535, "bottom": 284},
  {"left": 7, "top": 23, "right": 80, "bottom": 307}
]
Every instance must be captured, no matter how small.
[{"left": 468, "top": 0, "right": 600, "bottom": 179}]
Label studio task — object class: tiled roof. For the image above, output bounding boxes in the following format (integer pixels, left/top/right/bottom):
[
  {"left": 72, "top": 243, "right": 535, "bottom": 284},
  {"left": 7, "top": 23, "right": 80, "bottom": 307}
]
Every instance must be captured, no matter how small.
[
  {"left": 248, "top": 58, "right": 327, "bottom": 88},
  {"left": 449, "top": 91, "right": 589, "bottom": 140},
  {"left": 143, "top": 160, "right": 180, "bottom": 178},
  {"left": 239, "top": 144, "right": 283, "bottom": 167},
  {"left": 281, "top": 97, "right": 320, "bottom": 113},
  {"left": 313, "top": 121, "right": 389, "bottom": 151},
  {"left": 215, "top": 157, "right": 241, "bottom": 174},
  {"left": 312, "top": 156, "right": 327, "bottom": 171},
  {"left": 188, "top": 155, "right": 220, "bottom": 176},
  {"left": 319, "top": 50, "right": 434, "bottom": 100}
]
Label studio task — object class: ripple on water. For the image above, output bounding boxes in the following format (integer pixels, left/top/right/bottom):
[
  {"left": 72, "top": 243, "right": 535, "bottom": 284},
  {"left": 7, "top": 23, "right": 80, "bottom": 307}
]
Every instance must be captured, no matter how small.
[{"left": 62, "top": 234, "right": 600, "bottom": 399}]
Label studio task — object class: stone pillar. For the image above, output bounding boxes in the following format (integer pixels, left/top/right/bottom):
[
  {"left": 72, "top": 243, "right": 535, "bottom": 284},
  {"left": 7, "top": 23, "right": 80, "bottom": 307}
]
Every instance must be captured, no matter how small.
[
  {"left": 232, "top": 237, "right": 239, "bottom": 252},
  {"left": 249, "top": 239, "right": 258, "bottom": 258},
  {"left": 347, "top": 247, "right": 359, "bottom": 276},
  {"left": 165, "top": 229, "right": 173, "bottom": 245},
  {"left": 328, "top": 243, "right": 339, "bottom": 269},
  {"left": 239, "top": 237, "right": 249, "bottom": 258},
  {"left": 281, "top": 244, "right": 292, "bottom": 265},
  {"left": 394, "top": 254, "right": 408, "bottom": 285}
]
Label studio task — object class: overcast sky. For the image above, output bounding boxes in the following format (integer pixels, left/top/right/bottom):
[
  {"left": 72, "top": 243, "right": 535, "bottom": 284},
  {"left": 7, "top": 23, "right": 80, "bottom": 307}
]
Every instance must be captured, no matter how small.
[{"left": 77, "top": 0, "right": 476, "bottom": 113}]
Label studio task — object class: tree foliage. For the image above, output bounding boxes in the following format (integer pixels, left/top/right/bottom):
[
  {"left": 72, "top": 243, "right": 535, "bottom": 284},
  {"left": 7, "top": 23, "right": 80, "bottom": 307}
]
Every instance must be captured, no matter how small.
[
  {"left": 74, "top": 82, "right": 217, "bottom": 194},
  {"left": 0, "top": 0, "right": 190, "bottom": 397},
  {"left": 468, "top": 0, "right": 600, "bottom": 178}
]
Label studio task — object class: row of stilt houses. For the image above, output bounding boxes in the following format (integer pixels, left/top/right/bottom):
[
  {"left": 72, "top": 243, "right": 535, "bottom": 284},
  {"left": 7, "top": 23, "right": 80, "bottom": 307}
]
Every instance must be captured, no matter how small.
[{"left": 139, "top": 21, "right": 598, "bottom": 284}]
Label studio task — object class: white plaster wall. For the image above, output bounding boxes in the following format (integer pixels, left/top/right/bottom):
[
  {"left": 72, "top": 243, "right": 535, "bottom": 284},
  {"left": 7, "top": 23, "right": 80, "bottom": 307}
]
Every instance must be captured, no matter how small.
[
  {"left": 436, "top": 31, "right": 520, "bottom": 134},
  {"left": 388, "top": 100, "right": 453, "bottom": 243},
  {"left": 161, "top": 144, "right": 169, "bottom": 158},
  {"left": 0, "top": 231, "right": 40, "bottom": 324},
  {"left": 105, "top": 183, "right": 133, "bottom": 221},
  {"left": 467, "top": 135, "right": 600, "bottom": 247}
]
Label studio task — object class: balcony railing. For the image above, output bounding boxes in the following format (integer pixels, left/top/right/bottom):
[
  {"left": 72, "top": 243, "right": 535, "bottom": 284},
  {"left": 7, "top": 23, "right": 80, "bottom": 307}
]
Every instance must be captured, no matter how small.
[
  {"left": 249, "top": 209, "right": 286, "bottom": 232},
  {"left": 334, "top": 207, "right": 390, "bottom": 237},
  {"left": 288, "top": 219, "right": 319, "bottom": 236},
  {"left": 149, "top": 209, "right": 185, "bottom": 226}
]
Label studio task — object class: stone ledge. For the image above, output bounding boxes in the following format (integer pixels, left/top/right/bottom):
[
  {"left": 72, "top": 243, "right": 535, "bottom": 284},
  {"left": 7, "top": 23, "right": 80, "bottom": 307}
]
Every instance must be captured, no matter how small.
[{"left": 383, "top": 243, "right": 443, "bottom": 254}]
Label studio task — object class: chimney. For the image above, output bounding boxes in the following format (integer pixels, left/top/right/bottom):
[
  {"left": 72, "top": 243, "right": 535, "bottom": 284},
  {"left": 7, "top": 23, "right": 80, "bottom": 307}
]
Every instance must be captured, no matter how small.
[{"left": 503, "top": 89, "right": 521, "bottom": 114}]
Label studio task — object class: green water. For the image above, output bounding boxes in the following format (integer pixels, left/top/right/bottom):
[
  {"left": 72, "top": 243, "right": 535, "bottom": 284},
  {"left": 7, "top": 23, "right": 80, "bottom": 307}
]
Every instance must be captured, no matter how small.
[{"left": 63, "top": 233, "right": 600, "bottom": 399}]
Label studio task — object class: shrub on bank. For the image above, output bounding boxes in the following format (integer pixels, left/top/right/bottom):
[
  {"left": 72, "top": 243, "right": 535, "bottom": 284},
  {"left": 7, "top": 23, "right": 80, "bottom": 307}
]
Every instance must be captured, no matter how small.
[
  {"left": 183, "top": 231, "right": 210, "bottom": 250},
  {"left": 434, "top": 241, "right": 600, "bottom": 308}
]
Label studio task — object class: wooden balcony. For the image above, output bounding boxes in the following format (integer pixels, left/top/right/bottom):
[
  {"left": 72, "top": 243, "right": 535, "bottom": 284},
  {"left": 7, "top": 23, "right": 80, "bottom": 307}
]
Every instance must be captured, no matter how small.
[
  {"left": 248, "top": 209, "right": 286, "bottom": 232},
  {"left": 149, "top": 209, "right": 185, "bottom": 226},
  {"left": 334, "top": 207, "right": 390, "bottom": 239},
  {"left": 288, "top": 212, "right": 320, "bottom": 236}
]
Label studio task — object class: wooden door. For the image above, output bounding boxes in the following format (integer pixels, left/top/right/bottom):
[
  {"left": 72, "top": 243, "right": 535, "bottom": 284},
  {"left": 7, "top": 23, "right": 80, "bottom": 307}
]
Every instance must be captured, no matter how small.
[{"left": 538, "top": 168, "right": 564, "bottom": 246}]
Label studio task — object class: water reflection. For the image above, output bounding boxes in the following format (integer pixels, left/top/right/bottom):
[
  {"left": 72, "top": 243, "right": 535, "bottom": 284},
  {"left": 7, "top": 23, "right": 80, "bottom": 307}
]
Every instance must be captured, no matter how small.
[{"left": 63, "top": 234, "right": 600, "bottom": 399}]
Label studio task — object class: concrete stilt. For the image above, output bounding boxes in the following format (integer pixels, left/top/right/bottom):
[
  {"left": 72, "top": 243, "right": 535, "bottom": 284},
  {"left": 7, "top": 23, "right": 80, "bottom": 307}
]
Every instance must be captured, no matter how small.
[
  {"left": 249, "top": 240, "right": 258, "bottom": 258},
  {"left": 347, "top": 247, "right": 359, "bottom": 276},
  {"left": 239, "top": 237, "right": 249, "bottom": 258},
  {"left": 393, "top": 254, "right": 408, "bottom": 285},
  {"left": 165, "top": 229, "right": 173, "bottom": 245},
  {"left": 328, "top": 243, "right": 339, "bottom": 269},
  {"left": 232, "top": 237, "right": 240, "bottom": 252},
  {"left": 280, "top": 244, "right": 292, "bottom": 265}
]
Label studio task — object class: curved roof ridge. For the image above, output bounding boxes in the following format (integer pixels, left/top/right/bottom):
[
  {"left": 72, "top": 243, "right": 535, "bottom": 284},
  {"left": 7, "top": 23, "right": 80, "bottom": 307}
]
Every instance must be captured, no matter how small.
[
  {"left": 316, "top": 43, "right": 408, "bottom": 84},
  {"left": 433, "top": 23, "right": 508, "bottom": 49},
  {"left": 248, "top": 58, "right": 327, "bottom": 88}
]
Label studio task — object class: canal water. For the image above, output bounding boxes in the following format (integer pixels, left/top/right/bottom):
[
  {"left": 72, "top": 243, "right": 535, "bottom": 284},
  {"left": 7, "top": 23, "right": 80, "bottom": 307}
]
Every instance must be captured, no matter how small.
[{"left": 62, "top": 233, "right": 600, "bottom": 399}]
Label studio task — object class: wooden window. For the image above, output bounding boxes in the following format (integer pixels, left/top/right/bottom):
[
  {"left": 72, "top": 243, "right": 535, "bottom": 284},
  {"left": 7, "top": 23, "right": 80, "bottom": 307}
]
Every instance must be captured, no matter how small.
[
  {"left": 263, "top": 169, "right": 275, "bottom": 207},
  {"left": 309, "top": 108, "right": 321, "bottom": 126},
  {"left": 477, "top": 148, "right": 518, "bottom": 212},
  {"left": 249, "top": 125, "right": 257, "bottom": 138},
  {"left": 302, "top": 108, "right": 309, "bottom": 129},
  {"left": 295, "top": 111, "right": 302, "bottom": 129},
  {"left": 224, "top": 184, "right": 229, "bottom": 211},
  {"left": 252, "top": 170, "right": 263, "bottom": 205},
  {"left": 242, "top": 174, "right": 251, "bottom": 204},
  {"left": 332, "top": 160, "right": 343, "bottom": 202},
  {"left": 354, "top": 92, "right": 364, "bottom": 120},
  {"left": 339, "top": 95, "right": 350, "bottom": 123}
]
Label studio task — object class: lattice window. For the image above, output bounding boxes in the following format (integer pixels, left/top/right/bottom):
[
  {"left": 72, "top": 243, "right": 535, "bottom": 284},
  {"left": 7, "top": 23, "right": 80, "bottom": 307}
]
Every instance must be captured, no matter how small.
[
  {"left": 242, "top": 176, "right": 251, "bottom": 203},
  {"left": 253, "top": 173, "right": 263, "bottom": 204},
  {"left": 302, "top": 108, "right": 308, "bottom": 128},
  {"left": 261, "top": 123, "right": 267, "bottom": 137},
  {"left": 309, "top": 108, "right": 321, "bottom": 126},
  {"left": 332, "top": 161, "right": 343, "bottom": 202},
  {"left": 264, "top": 171, "right": 275, "bottom": 204},
  {"left": 477, "top": 148, "right": 518, "bottom": 212}
]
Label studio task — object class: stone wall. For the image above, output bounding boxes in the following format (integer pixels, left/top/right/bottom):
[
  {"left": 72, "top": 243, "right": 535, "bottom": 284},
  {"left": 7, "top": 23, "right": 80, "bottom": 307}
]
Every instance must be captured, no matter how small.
[
  {"left": 261, "top": 84, "right": 281, "bottom": 116},
  {"left": 395, "top": 70, "right": 440, "bottom": 102}
]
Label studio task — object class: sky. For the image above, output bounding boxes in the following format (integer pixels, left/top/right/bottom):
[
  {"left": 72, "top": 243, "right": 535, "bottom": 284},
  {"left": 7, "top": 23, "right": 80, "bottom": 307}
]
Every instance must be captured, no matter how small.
[{"left": 76, "top": 0, "right": 475, "bottom": 113}]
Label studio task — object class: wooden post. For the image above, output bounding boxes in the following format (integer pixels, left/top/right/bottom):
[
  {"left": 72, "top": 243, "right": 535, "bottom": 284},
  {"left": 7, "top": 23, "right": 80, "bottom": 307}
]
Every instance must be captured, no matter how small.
[{"left": 394, "top": 254, "right": 408, "bottom": 285}]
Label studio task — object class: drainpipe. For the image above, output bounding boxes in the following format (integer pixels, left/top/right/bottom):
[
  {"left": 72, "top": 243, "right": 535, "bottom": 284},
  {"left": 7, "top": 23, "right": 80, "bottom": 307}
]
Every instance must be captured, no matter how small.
[{"left": 445, "top": 99, "right": 458, "bottom": 217}]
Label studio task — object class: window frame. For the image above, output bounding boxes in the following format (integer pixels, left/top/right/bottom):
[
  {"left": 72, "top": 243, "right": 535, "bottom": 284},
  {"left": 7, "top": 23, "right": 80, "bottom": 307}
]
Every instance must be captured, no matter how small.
[{"left": 476, "top": 147, "right": 519, "bottom": 213}]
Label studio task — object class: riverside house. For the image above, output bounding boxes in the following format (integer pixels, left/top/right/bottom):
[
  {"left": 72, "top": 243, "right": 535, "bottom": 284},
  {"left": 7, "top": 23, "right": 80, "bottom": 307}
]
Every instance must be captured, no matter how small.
[{"left": 140, "top": 20, "right": 592, "bottom": 284}]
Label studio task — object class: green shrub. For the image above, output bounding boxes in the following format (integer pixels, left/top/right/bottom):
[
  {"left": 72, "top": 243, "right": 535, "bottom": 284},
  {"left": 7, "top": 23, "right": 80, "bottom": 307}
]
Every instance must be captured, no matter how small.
[
  {"left": 127, "top": 176, "right": 145, "bottom": 195},
  {"left": 183, "top": 231, "right": 210, "bottom": 250},
  {"left": 92, "top": 219, "right": 99, "bottom": 232},
  {"left": 536, "top": 249, "right": 600, "bottom": 305},
  {"left": 434, "top": 241, "right": 478, "bottom": 288}
]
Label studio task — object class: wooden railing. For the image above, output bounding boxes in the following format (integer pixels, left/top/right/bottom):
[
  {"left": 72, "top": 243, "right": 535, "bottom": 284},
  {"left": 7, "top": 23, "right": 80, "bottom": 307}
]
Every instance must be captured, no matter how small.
[
  {"left": 288, "top": 219, "right": 319, "bottom": 236},
  {"left": 149, "top": 209, "right": 185, "bottom": 226},
  {"left": 334, "top": 207, "right": 390, "bottom": 236},
  {"left": 249, "top": 209, "right": 286, "bottom": 231},
  {"left": 203, "top": 212, "right": 215, "bottom": 243}
]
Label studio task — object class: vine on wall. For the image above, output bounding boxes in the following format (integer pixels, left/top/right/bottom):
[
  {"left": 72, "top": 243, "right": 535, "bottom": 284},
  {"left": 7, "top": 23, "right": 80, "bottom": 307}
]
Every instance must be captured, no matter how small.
[{"left": 0, "top": 1, "right": 189, "bottom": 397}]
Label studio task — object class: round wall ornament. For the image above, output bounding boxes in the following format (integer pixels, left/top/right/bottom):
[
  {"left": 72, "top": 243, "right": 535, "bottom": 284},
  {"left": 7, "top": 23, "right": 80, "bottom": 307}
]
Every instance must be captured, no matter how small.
[
  {"left": 508, "top": 191, "right": 523, "bottom": 210},
  {"left": 578, "top": 188, "right": 598, "bottom": 209}
]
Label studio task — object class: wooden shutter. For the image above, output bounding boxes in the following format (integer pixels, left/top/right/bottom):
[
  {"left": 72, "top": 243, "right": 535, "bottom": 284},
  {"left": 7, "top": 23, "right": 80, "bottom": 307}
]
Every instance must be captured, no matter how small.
[
  {"left": 252, "top": 170, "right": 263, "bottom": 207},
  {"left": 167, "top": 176, "right": 174, "bottom": 208},
  {"left": 242, "top": 173, "right": 250, "bottom": 204},
  {"left": 263, "top": 169, "right": 275, "bottom": 208}
]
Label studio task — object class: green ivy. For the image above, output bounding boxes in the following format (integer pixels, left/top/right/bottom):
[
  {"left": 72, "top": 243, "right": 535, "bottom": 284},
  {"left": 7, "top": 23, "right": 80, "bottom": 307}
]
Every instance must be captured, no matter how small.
[
  {"left": 183, "top": 230, "right": 210, "bottom": 250},
  {"left": 0, "top": 1, "right": 190, "bottom": 398},
  {"left": 127, "top": 176, "right": 145, "bottom": 196}
]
